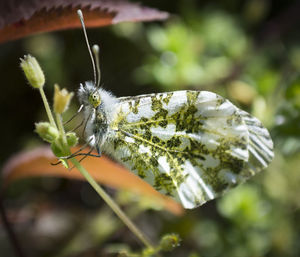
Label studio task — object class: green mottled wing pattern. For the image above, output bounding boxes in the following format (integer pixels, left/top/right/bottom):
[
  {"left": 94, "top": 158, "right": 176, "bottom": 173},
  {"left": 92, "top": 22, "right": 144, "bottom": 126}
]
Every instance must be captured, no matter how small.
[{"left": 104, "top": 91, "right": 273, "bottom": 209}]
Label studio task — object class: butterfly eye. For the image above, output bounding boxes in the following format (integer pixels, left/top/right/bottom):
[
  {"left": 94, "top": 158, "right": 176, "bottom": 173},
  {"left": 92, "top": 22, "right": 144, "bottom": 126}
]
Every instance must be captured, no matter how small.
[{"left": 89, "top": 92, "right": 101, "bottom": 108}]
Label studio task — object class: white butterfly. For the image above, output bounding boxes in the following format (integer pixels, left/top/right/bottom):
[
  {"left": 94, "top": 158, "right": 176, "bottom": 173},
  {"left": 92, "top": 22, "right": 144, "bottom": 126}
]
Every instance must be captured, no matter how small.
[{"left": 76, "top": 10, "right": 274, "bottom": 209}]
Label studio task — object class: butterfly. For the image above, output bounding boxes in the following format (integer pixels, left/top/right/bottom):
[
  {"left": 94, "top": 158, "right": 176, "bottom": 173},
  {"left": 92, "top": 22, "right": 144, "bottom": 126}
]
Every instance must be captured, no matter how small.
[{"left": 76, "top": 10, "right": 274, "bottom": 209}]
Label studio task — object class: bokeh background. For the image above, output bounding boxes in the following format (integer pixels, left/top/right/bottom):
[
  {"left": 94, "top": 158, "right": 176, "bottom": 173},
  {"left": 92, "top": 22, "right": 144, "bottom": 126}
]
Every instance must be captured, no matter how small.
[{"left": 1, "top": 0, "right": 300, "bottom": 256}]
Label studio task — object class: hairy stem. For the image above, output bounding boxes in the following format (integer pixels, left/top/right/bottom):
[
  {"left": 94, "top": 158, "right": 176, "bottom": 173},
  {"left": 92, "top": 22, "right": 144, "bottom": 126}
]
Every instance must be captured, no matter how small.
[
  {"left": 39, "top": 88, "right": 56, "bottom": 128},
  {"left": 70, "top": 158, "right": 154, "bottom": 250}
]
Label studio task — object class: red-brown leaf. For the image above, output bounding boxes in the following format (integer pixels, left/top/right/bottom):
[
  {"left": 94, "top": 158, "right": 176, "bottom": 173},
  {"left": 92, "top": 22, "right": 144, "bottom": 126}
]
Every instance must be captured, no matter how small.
[
  {"left": 0, "top": 0, "right": 168, "bottom": 43},
  {"left": 2, "top": 146, "right": 184, "bottom": 215}
]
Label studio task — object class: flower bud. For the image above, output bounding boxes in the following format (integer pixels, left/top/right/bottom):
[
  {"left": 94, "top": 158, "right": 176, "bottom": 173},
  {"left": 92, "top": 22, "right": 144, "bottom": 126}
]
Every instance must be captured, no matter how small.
[
  {"left": 51, "top": 140, "right": 65, "bottom": 157},
  {"left": 50, "top": 142, "right": 69, "bottom": 168},
  {"left": 159, "top": 233, "right": 180, "bottom": 252},
  {"left": 20, "top": 55, "right": 45, "bottom": 89},
  {"left": 66, "top": 132, "right": 78, "bottom": 147},
  {"left": 53, "top": 84, "right": 74, "bottom": 114},
  {"left": 35, "top": 122, "right": 59, "bottom": 143}
]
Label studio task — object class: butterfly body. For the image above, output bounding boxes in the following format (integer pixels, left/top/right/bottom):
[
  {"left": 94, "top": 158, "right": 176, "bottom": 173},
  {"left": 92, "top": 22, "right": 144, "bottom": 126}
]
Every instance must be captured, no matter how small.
[{"left": 77, "top": 81, "right": 273, "bottom": 209}]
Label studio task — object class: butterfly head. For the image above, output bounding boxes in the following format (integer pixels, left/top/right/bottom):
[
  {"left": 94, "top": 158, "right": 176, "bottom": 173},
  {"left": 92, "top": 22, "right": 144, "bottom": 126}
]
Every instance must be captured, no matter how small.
[
  {"left": 89, "top": 90, "right": 101, "bottom": 108},
  {"left": 78, "top": 82, "right": 100, "bottom": 109}
]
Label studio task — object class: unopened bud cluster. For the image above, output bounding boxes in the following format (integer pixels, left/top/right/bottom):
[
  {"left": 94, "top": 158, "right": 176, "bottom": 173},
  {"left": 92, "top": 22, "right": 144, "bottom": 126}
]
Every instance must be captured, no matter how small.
[
  {"left": 21, "top": 54, "right": 78, "bottom": 166},
  {"left": 35, "top": 121, "right": 78, "bottom": 161}
]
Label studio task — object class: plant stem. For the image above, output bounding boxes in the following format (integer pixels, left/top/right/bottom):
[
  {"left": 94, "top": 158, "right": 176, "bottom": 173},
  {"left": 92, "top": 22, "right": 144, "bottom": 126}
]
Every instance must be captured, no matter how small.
[
  {"left": 56, "top": 113, "right": 68, "bottom": 146},
  {"left": 70, "top": 158, "right": 154, "bottom": 250},
  {"left": 39, "top": 88, "right": 56, "bottom": 128}
]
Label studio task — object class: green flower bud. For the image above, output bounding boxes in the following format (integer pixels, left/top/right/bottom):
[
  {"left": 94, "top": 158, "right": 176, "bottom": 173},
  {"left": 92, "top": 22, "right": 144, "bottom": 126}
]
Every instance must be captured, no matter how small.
[
  {"left": 51, "top": 141, "right": 65, "bottom": 157},
  {"left": 20, "top": 55, "right": 45, "bottom": 89},
  {"left": 159, "top": 233, "right": 181, "bottom": 252},
  {"left": 35, "top": 122, "right": 59, "bottom": 143},
  {"left": 66, "top": 132, "right": 78, "bottom": 147},
  {"left": 53, "top": 84, "right": 74, "bottom": 114},
  {"left": 50, "top": 139, "right": 70, "bottom": 168}
]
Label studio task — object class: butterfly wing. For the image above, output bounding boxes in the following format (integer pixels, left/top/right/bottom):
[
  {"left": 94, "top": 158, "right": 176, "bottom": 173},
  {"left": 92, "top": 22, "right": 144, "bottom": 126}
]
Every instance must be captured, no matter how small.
[
  {"left": 238, "top": 110, "right": 274, "bottom": 174},
  {"left": 104, "top": 91, "right": 273, "bottom": 209}
]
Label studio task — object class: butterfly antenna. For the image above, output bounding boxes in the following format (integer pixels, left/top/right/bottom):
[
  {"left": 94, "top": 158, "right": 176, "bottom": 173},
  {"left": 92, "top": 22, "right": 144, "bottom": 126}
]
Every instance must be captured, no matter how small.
[
  {"left": 92, "top": 45, "right": 101, "bottom": 89},
  {"left": 77, "top": 9, "right": 97, "bottom": 86}
]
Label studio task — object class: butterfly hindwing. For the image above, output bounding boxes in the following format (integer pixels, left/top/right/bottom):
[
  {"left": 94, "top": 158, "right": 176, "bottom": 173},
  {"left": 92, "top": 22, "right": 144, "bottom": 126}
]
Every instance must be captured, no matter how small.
[
  {"left": 102, "top": 90, "right": 272, "bottom": 208},
  {"left": 238, "top": 110, "right": 274, "bottom": 175}
]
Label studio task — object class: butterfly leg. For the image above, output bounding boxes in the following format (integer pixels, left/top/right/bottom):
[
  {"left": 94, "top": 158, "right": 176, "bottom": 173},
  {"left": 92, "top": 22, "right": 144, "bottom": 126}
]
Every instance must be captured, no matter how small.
[
  {"left": 51, "top": 129, "right": 102, "bottom": 166},
  {"left": 51, "top": 146, "right": 101, "bottom": 166},
  {"left": 63, "top": 104, "right": 84, "bottom": 125},
  {"left": 67, "top": 147, "right": 98, "bottom": 170},
  {"left": 68, "top": 135, "right": 102, "bottom": 158},
  {"left": 62, "top": 133, "right": 102, "bottom": 159},
  {"left": 68, "top": 136, "right": 102, "bottom": 170},
  {"left": 96, "top": 144, "right": 101, "bottom": 156},
  {"left": 50, "top": 138, "right": 94, "bottom": 165},
  {"left": 77, "top": 146, "right": 101, "bottom": 164}
]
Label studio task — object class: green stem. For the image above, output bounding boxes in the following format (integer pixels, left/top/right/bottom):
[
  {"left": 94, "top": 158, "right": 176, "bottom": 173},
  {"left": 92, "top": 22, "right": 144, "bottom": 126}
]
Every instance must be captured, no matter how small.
[
  {"left": 39, "top": 88, "right": 56, "bottom": 128},
  {"left": 56, "top": 113, "right": 68, "bottom": 147},
  {"left": 70, "top": 158, "right": 154, "bottom": 250}
]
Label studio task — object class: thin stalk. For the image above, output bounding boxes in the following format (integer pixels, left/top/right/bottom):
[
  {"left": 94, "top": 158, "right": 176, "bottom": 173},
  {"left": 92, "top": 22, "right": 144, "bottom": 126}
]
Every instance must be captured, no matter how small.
[
  {"left": 56, "top": 113, "right": 68, "bottom": 146},
  {"left": 70, "top": 158, "right": 154, "bottom": 250},
  {"left": 39, "top": 88, "right": 56, "bottom": 128}
]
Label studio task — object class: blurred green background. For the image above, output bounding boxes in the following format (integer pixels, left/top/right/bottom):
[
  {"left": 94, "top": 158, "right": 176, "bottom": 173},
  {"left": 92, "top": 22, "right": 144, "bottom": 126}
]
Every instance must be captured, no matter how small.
[{"left": 0, "top": 0, "right": 300, "bottom": 256}]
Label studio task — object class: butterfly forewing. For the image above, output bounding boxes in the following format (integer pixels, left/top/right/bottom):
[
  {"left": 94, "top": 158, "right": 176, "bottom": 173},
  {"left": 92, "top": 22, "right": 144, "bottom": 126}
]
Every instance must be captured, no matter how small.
[{"left": 101, "top": 90, "right": 271, "bottom": 209}]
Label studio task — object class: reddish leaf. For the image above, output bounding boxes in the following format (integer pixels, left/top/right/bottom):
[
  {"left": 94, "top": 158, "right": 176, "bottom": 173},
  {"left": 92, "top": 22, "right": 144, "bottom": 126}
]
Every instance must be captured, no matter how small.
[
  {"left": 2, "top": 146, "right": 183, "bottom": 215},
  {"left": 0, "top": 0, "right": 168, "bottom": 43}
]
